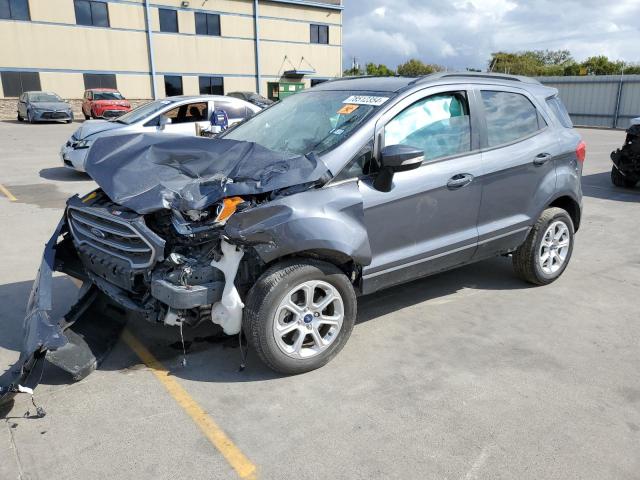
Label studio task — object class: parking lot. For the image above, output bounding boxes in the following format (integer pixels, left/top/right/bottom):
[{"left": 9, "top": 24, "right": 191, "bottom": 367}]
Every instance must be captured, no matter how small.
[{"left": 1, "top": 120, "right": 639, "bottom": 479}]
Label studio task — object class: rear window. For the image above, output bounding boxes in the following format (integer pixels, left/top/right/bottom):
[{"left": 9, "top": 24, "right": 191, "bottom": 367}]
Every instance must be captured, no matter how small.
[{"left": 546, "top": 95, "right": 573, "bottom": 128}]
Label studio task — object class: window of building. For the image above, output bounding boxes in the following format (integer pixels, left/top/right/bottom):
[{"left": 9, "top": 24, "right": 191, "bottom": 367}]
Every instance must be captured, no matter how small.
[
  {"left": 83, "top": 73, "right": 117, "bottom": 89},
  {"left": 384, "top": 92, "right": 472, "bottom": 162},
  {"left": 158, "top": 8, "right": 178, "bottom": 33},
  {"left": 0, "top": 0, "right": 30, "bottom": 20},
  {"left": 74, "top": 0, "right": 109, "bottom": 27},
  {"left": 199, "top": 76, "right": 224, "bottom": 95},
  {"left": 1, "top": 71, "right": 41, "bottom": 97},
  {"left": 164, "top": 75, "right": 183, "bottom": 96},
  {"left": 481, "top": 91, "right": 544, "bottom": 147},
  {"left": 195, "top": 12, "right": 220, "bottom": 36},
  {"left": 310, "top": 24, "right": 328, "bottom": 44}
]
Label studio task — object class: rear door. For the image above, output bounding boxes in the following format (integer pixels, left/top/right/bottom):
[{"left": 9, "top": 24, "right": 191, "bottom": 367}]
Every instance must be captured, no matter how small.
[
  {"left": 473, "top": 86, "right": 560, "bottom": 258},
  {"left": 360, "top": 86, "right": 483, "bottom": 293}
]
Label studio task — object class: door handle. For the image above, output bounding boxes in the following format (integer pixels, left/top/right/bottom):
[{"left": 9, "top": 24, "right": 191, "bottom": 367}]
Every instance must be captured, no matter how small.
[
  {"left": 447, "top": 173, "right": 474, "bottom": 189},
  {"left": 534, "top": 153, "right": 552, "bottom": 166}
]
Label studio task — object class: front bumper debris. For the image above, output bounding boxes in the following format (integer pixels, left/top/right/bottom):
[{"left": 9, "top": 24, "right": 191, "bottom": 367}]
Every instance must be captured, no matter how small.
[{"left": 0, "top": 219, "right": 127, "bottom": 408}]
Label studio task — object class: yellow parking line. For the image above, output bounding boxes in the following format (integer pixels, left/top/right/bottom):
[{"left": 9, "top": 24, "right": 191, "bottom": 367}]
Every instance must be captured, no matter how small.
[
  {"left": 0, "top": 183, "right": 17, "bottom": 202},
  {"left": 121, "top": 329, "right": 257, "bottom": 480}
]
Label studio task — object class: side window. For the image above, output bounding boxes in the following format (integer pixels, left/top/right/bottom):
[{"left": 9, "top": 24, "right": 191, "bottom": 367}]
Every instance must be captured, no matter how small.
[
  {"left": 333, "top": 140, "right": 375, "bottom": 182},
  {"left": 162, "top": 102, "right": 207, "bottom": 124},
  {"left": 546, "top": 95, "right": 573, "bottom": 128},
  {"left": 481, "top": 90, "right": 544, "bottom": 147},
  {"left": 384, "top": 91, "right": 472, "bottom": 162}
]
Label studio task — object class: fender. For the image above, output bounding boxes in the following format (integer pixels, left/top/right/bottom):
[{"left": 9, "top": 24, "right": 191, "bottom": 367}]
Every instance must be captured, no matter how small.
[{"left": 225, "top": 181, "right": 372, "bottom": 267}]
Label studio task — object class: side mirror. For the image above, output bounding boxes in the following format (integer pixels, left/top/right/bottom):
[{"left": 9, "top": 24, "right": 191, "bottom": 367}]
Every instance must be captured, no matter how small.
[
  {"left": 373, "top": 144, "right": 424, "bottom": 192},
  {"left": 159, "top": 116, "right": 172, "bottom": 129}
]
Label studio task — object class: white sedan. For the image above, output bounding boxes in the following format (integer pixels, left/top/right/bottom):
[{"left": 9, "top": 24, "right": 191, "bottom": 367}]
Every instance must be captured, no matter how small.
[{"left": 61, "top": 95, "right": 260, "bottom": 172}]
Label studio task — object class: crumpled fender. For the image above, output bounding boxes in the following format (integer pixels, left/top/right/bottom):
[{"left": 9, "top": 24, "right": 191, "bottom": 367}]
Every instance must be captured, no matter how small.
[{"left": 225, "top": 181, "right": 372, "bottom": 267}]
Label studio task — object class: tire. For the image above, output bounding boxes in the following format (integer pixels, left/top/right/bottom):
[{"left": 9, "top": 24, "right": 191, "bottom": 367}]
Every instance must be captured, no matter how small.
[
  {"left": 244, "top": 259, "right": 357, "bottom": 375},
  {"left": 611, "top": 166, "right": 636, "bottom": 188},
  {"left": 27, "top": 110, "right": 34, "bottom": 124},
  {"left": 83, "top": 112, "right": 90, "bottom": 120},
  {"left": 513, "top": 207, "right": 575, "bottom": 286},
  {"left": 17, "top": 112, "right": 23, "bottom": 122}
]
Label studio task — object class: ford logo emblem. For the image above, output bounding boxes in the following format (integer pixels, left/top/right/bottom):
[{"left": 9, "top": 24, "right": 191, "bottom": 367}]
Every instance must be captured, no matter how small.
[{"left": 90, "top": 227, "right": 106, "bottom": 239}]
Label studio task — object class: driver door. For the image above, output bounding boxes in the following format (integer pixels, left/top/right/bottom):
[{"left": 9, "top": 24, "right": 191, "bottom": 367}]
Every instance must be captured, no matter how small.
[{"left": 360, "top": 87, "right": 483, "bottom": 294}]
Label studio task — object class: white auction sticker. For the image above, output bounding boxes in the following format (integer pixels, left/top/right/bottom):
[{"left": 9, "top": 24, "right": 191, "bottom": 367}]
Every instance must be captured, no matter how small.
[{"left": 342, "top": 95, "right": 389, "bottom": 106}]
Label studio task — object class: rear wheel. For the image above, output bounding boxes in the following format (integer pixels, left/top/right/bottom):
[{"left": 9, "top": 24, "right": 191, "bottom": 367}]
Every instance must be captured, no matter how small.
[
  {"left": 17, "top": 112, "right": 23, "bottom": 122},
  {"left": 244, "top": 259, "right": 357, "bottom": 375},
  {"left": 611, "top": 166, "right": 637, "bottom": 188},
  {"left": 513, "top": 207, "right": 574, "bottom": 286}
]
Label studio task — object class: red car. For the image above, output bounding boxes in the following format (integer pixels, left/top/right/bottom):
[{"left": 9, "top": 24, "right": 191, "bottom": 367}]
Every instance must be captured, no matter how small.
[{"left": 82, "top": 88, "right": 131, "bottom": 119}]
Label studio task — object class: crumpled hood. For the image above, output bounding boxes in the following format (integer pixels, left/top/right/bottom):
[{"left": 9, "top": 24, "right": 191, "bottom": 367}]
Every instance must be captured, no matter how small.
[
  {"left": 84, "top": 133, "right": 330, "bottom": 214},
  {"left": 74, "top": 119, "right": 122, "bottom": 139},
  {"left": 31, "top": 101, "right": 70, "bottom": 111}
]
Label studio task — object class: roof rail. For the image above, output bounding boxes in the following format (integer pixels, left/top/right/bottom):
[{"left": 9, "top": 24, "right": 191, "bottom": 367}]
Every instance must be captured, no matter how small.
[{"left": 411, "top": 72, "right": 541, "bottom": 85}]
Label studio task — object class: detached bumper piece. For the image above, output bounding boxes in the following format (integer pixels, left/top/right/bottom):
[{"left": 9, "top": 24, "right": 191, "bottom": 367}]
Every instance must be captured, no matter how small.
[
  {"left": 0, "top": 219, "right": 128, "bottom": 408},
  {"left": 611, "top": 124, "right": 640, "bottom": 182}
]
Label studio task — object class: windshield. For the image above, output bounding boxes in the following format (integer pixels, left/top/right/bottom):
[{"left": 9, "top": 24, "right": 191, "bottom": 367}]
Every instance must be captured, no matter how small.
[
  {"left": 94, "top": 91, "right": 124, "bottom": 100},
  {"left": 116, "top": 99, "right": 175, "bottom": 125},
  {"left": 223, "top": 90, "right": 389, "bottom": 155},
  {"left": 29, "top": 93, "right": 62, "bottom": 102}
]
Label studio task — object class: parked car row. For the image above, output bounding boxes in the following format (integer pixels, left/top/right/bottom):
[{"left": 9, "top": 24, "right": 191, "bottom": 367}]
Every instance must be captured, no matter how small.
[{"left": 61, "top": 95, "right": 261, "bottom": 171}]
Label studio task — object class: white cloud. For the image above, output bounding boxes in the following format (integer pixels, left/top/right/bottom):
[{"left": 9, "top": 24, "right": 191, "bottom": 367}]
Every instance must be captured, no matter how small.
[{"left": 343, "top": 0, "right": 640, "bottom": 70}]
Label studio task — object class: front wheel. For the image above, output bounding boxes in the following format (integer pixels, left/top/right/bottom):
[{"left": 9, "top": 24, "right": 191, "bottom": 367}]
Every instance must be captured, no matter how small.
[
  {"left": 611, "top": 166, "right": 637, "bottom": 188},
  {"left": 244, "top": 259, "right": 357, "bottom": 375},
  {"left": 513, "top": 207, "right": 575, "bottom": 286}
]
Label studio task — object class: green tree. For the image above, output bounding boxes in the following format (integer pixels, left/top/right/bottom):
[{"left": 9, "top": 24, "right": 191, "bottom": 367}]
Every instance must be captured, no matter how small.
[
  {"left": 365, "top": 63, "right": 395, "bottom": 76},
  {"left": 396, "top": 59, "right": 444, "bottom": 76},
  {"left": 581, "top": 56, "right": 624, "bottom": 75},
  {"left": 343, "top": 66, "right": 363, "bottom": 76}
]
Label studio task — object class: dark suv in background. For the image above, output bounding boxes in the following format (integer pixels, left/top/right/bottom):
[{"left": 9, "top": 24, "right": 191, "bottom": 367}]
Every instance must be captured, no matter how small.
[{"left": 9, "top": 73, "right": 585, "bottom": 396}]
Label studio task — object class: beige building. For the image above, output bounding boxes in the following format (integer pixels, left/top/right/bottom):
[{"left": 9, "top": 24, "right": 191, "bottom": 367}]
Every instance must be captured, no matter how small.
[{"left": 0, "top": 0, "right": 343, "bottom": 103}]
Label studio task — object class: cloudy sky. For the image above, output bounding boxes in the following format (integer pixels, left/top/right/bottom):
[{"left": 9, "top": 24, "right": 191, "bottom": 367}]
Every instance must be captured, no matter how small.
[{"left": 342, "top": 0, "right": 640, "bottom": 71}]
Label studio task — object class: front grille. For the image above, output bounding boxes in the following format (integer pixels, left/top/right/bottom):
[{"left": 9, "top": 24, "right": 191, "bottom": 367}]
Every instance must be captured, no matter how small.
[
  {"left": 67, "top": 206, "right": 157, "bottom": 268},
  {"left": 42, "top": 111, "right": 69, "bottom": 119},
  {"left": 102, "top": 110, "right": 125, "bottom": 118}
]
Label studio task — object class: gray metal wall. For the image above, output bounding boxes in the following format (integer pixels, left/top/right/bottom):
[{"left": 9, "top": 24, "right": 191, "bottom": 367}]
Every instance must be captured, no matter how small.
[{"left": 536, "top": 75, "right": 640, "bottom": 129}]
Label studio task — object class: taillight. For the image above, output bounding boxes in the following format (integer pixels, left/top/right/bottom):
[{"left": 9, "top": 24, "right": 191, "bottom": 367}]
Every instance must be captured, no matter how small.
[{"left": 576, "top": 140, "right": 586, "bottom": 163}]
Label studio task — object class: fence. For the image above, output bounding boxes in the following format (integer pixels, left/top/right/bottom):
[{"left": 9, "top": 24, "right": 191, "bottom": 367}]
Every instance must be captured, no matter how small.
[{"left": 536, "top": 75, "right": 640, "bottom": 130}]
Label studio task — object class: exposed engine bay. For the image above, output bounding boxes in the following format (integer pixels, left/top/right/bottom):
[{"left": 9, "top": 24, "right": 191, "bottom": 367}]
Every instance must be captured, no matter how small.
[{"left": 1, "top": 133, "right": 370, "bottom": 406}]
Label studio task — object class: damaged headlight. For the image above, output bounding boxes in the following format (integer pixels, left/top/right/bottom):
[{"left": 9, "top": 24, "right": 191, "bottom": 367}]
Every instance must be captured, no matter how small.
[
  {"left": 213, "top": 196, "right": 244, "bottom": 223},
  {"left": 74, "top": 139, "right": 93, "bottom": 149}
]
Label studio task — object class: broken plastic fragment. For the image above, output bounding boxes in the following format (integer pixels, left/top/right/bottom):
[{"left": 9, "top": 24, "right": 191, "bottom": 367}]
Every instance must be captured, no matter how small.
[{"left": 210, "top": 240, "right": 245, "bottom": 335}]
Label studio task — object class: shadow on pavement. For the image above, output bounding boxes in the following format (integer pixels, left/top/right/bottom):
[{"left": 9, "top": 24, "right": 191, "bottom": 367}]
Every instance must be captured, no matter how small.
[
  {"left": 40, "top": 167, "right": 90, "bottom": 182},
  {"left": 0, "top": 256, "right": 530, "bottom": 391},
  {"left": 581, "top": 171, "right": 640, "bottom": 202}
]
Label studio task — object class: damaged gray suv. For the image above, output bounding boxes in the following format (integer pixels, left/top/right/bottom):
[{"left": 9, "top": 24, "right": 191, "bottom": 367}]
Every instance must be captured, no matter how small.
[{"left": 3, "top": 73, "right": 585, "bottom": 401}]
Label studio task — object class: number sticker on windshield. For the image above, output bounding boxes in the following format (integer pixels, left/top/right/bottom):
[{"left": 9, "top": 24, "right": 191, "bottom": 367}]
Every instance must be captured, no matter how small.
[
  {"left": 337, "top": 104, "right": 359, "bottom": 115},
  {"left": 342, "top": 95, "right": 389, "bottom": 106}
]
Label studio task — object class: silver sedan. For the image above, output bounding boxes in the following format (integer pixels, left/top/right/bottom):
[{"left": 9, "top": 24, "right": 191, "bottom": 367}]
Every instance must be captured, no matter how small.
[{"left": 61, "top": 95, "right": 260, "bottom": 172}]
